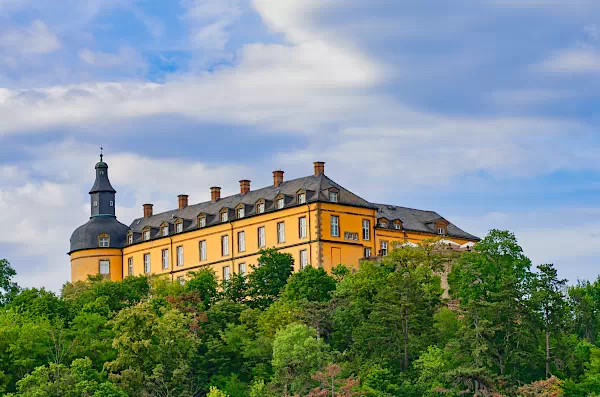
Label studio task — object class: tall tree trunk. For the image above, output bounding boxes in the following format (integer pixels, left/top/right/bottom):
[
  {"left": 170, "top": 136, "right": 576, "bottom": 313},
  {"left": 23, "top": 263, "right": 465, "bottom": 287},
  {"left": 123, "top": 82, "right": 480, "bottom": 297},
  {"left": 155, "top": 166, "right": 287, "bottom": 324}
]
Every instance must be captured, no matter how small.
[{"left": 546, "top": 330, "right": 551, "bottom": 378}]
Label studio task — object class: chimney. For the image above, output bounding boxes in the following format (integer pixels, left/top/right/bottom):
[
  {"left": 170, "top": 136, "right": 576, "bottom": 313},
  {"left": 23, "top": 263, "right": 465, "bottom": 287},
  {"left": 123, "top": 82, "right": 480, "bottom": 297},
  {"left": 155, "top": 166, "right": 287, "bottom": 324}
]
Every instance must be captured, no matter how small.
[
  {"left": 143, "top": 203, "right": 153, "bottom": 218},
  {"left": 178, "top": 194, "right": 189, "bottom": 209},
  {"left": 240, "top": 180, "right": 251, "bottom": 194},
  {"left": 273, "top": 170, "right": 284, "bottom": 187},
  {"left": 313, "top": 161, "right": 325, "bottom": 175},
  {"left": 210, "top": 186, "right": 221, "bottom": 201}
]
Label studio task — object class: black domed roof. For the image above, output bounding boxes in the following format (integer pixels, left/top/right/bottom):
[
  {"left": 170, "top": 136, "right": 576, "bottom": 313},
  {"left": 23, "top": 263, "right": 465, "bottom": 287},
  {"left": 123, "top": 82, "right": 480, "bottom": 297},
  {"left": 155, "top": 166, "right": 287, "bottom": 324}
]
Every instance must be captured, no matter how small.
[{"left": 69, "top": 216, "right": 129, "bottom": 253}]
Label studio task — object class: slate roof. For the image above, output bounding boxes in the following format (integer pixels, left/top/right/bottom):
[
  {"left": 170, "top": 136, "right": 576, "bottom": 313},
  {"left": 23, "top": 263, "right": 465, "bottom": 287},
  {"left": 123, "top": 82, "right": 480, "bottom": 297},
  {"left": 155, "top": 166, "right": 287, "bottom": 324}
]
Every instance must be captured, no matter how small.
[
  {"left": 374, "top": 203, "right": 479, "bottom": 241},
  {"left": 89, "top": 162, "right": 116, "bottom": 194},
  {"left": 70, "top": 216, "right": 129, "bottom": 253},
  {"left": 128, "top": 174, "right": 374, "bottom": 243}
]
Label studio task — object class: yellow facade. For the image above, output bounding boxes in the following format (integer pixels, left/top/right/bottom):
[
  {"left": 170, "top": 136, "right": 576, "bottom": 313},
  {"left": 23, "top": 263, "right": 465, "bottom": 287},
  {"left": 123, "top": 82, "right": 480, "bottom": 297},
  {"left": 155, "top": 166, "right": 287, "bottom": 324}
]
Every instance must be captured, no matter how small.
[{"left": 70, "top": 248, "right": 123, "bottom": 282}]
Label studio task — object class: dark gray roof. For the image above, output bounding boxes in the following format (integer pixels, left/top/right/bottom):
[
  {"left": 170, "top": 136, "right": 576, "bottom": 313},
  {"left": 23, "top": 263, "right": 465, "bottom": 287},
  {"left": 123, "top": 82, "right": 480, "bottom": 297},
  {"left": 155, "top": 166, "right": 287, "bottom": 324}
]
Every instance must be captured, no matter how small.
[
  {"left": 128, "top": 174, "right": 374, "bottom": 241},
  {"left": 374, "top": 203, "right": 479, "bottom": 241},
  {"left": 89, "top": 161, "right": 116, "bottom": 194},
  {"left": 69, "top": 216, "right": 129, "bottom": 253}
]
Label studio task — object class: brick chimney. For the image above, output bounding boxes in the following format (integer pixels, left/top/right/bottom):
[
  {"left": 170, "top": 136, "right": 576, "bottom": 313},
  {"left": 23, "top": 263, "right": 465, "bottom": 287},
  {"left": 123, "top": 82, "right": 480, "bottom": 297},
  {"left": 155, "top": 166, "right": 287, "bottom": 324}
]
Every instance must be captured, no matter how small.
[
  {"left": 210, "top": 186, "right": 221, "bottom": 201},
  {"left": 314, "top": 161, "right": 325, "bottom": 175},
  {"left": 178, "top": 194, "right": 189, "bottom": 209},
  {"left": 240, "top": 180, "right": 251, "bottom": 194},
  {"left": 143, "top": 203, "right": 153, "bottom": 218},
  {"left": 273, "top": 170, "right": 284, "bottom": 187}
]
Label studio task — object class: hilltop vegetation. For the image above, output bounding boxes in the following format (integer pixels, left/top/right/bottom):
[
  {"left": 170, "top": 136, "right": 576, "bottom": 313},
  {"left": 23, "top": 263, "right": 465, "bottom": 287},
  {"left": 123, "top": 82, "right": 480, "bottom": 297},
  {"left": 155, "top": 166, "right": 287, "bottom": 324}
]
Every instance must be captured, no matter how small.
[{"left": 2, "top": 230, "right": 600, "bottom": 396}]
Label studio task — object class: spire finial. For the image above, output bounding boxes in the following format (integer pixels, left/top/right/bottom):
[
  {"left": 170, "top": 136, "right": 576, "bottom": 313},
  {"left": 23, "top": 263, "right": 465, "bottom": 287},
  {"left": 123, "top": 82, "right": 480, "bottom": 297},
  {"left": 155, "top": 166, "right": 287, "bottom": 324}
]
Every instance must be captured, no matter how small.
[{"left": 100, "top": 146, "right": 103, "bottom": 162}]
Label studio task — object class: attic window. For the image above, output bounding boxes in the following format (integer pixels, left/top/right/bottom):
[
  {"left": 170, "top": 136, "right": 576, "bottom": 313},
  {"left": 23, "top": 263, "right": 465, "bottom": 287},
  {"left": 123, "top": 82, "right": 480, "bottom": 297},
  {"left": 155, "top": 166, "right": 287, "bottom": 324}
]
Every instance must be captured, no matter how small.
[
  {"left": 198, "top": 216, "right": 206, "bottom": 228},
  {"left": 144, "top": 230, "right": 150, "bottom": 241},
  {"left": 176, "top": 223, "right": 183, "bottom": 233},
  {"left": 128, "top": 234, "right": 133, "bottom": 244},
  {"left": 98, "top": 236, "right": 110, "bottom": 247},
  {"left": 257, "top": 202, "right": 265, "bottom": 214},
  {"left": 438, "top": 227, "right": 446, "bottom": 235},
  {"left": 329, "top": 191, "right": 338, "bottom": 203},
  {"left": 237, "top": 207, "right": 245, "bottom": 219},
  {"left": 221, "top": 211, "right": 228, "bottom": 223},
  {"left": 276, "top": 198, "right": 284, "bottom": 210},
  {"left": 394, "top": 223, "right": 401, "bottom": 230},
  {"left": 162, "top": 226, "right": 169, "bottom": 236},
  {"left": 297, "top": 193, "right": 306, "bottom": 204}
]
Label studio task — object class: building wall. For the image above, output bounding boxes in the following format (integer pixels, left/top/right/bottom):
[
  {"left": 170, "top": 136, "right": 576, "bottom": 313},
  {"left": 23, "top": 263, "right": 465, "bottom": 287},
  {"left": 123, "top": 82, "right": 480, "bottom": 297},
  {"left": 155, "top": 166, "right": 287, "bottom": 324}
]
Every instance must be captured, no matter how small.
[{"left": 70, "top": 248, "right": 123, "bottom": 282}]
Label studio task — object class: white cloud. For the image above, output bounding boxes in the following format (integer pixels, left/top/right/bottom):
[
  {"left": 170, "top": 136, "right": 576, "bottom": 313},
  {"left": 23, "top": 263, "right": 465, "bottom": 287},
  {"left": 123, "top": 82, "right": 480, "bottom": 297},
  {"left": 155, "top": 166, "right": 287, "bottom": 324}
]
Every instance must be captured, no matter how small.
[
  {"left": 0, "top": 20, "right": 61, "bottom": 55},
  {"left": 181, "top": 0, "right": 245, "bottom": 50},
  {"left": 78, "top": 46, "right": 147, "bottom": 72},
  {"left": 538, "top": 47, "right": 600, "bottom": 73}
]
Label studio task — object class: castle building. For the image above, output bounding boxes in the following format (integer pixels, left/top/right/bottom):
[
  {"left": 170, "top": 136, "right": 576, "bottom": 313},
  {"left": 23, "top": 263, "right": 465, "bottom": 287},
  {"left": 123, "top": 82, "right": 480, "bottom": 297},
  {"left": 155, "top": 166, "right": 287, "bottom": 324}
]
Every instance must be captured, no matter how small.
[{"left": 69, "top": 157, "right": 479, "bottom": 283}]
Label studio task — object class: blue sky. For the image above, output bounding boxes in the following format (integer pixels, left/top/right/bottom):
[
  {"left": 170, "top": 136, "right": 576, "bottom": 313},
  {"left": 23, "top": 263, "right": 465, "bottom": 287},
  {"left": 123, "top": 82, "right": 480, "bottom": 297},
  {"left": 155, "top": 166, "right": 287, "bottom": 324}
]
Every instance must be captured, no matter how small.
[{"left": 0, "top": 0, "right": 599, "bottom": 291}]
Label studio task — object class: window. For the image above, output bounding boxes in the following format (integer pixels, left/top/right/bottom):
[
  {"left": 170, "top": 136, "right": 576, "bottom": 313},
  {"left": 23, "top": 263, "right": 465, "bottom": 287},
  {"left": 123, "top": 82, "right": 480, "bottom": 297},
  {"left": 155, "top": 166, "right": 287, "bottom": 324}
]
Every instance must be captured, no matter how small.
[
  {"left": 362, "top": 220, "right": 370, "bottom": 240},
  {"left": 239, "top": 262, "right": 246, "bottom": 276},
  {"left": 93, "top": 201, "right": 98, "bottom": 207},
  {"left": 438, "top": 227, "right": 445, "bottom": 235},
  {"left": 329, "top": 191, "right": 338, "bottom": 203},
  {"left": 277, "top": 198, "right": 284, "bottom": 209},
  {"left": 364, "top": 248, "right": 372, "bottom": 258},
  {"left": 162, "top": 249, "right": 169, "bottom": 270},
  {"left": 394, "top": 223, "right": 401, "bottom": 230},
  {"left": 128, "top": 257, "right": 133, "bottom": 276},
  {"left": 221, "top": 212, "right": 228, "bottom": 223},
  {"left": 177, "top": 246, "right": 184, "bottom": 267},
  {"left": 98, "top": 236, "right": 109, "bottom": 247},
  {"left": 162, "top": 226, "right": 169, "bottom": 236},
  {"left": 199, "top": 240, "right": 207, "bottom": 261},
  {"left": 379, "top": 222, "right": 387, "bottom": 228},
  {"left": 331, "top": 215, "right": 340, "bottom": 237},
  {"left": 258, "top": 226, "right": 266, "bottom": 248},
  {"left": 177, "top": 276, "right": 185, "bottom": 286},
  {"left": 223, "top": 266, "right": 231, "bottom": 281},
  {"left": 222, "top": 235, "right": 229, "bottom": 256},
  {"left": 380, "top": 241, "right": 388, "bottom": 256},
  {"left": 277, "top": 222, "right": 285, "bottom": 243},
  {"left": 144, "top": 253, "right": 151, "bottom": 273},
  {"left": 257, "top": 203, "right": 265, "bottom": 214},
  {"left": 99, "top": 260, "right": 110, "bottom": 276},
  {"left": 199, "top": 217, "right": 206, "bottom": 228},
  {"left": 238, "top": 231, "right": 246, "bottom": 252},
  {"left": 300, "top": 249, "right": 308, "bottom": 270},
  {"left": 237, "top": 207, "right": 245, "bottom": 219},
  {"left": 299, "top": 217, "right": 307, "bottom": 239},
  {"left": 144, "top": 231, "right": 150, "bottom": 241},
  {"left": 176, "top": 223, "right": 183, "bottom": 233},
  {"left": 128, "top": 234, "right": 133, "bottom": 244},
  {"left": 298, "top": 193, "right": 306, "bottom": 204},
  {"left": 110, "top": 200, "right": 114, "bottom": 207}
]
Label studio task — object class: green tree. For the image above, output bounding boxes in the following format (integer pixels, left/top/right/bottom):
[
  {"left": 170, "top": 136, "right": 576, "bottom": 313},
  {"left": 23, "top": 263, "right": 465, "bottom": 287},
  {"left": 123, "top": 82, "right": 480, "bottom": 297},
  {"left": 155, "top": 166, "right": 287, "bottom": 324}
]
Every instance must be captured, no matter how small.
[
  {"left": 7, "top": 288, "right": 68, "bottom": 320},
  {"left": 0, "top": 259, "right": 19, "bottom": 306},
  {"left": 569, "top": 279, "right": 600, "bottom": 344},
  {"left": 282, "top": 265, "right": 336, "bottom": 303},
  {"left": 221, "top": 272, "right": 249, "bottom": 303},
  {"left": 272, "top": 323, "right": 331, "bottom": 395},
  {"left": 185, "top": 268, "right": 219, "bottom": 308},
  {"left": 247, "top": 248, "right": 294, "bottom": 309}
]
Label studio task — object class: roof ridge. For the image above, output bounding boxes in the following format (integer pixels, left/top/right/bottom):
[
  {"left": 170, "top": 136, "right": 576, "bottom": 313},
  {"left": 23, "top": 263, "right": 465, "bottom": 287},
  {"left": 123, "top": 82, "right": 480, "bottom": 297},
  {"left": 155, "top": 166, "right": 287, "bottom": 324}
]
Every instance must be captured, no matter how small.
[{"left": 373, "top": 202, "right": 439, "bottom": 215}]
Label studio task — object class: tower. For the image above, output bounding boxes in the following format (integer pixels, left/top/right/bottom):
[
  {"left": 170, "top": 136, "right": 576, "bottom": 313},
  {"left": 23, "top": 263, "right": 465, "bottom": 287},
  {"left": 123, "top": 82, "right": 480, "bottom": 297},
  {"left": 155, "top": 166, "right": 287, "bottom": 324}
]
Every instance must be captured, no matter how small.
[{"left": 68, "top": 151, "right": 129, "bottom": 282}]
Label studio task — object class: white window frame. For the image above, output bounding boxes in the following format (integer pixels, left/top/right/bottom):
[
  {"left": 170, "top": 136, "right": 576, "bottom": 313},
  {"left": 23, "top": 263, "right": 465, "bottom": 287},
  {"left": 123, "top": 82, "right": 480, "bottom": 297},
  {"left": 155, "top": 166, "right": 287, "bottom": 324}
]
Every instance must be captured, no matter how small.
[
  {"left": 237, "top": 207, "right": 245, "bottom": 219},
  {"left": 257, "top": 203, "right": 265, "bottom": 214},
  {"left": 221, "top": 212, "right": 228, "bottom": 223},
  {"left": 299, "top": 217, "right": 307, "bottom": 239},
  {"left": 99, "top": 260, "right": 110, "bottom": 276},
  {"left": 438, "top": 227, "right": 445, "bottom": 235},
  {"left": 223, "top": 265, "right": 231, "bottom": 281},
  {"left": 162, "top": 249, "right": 169, "bottom": 270},
  {"left": 199, "top": 240, "right": 207, "bottom": 261},
  {"left": 365, "top": 248, "right": 372, "bottom": 257},
  {"left": 162, "top": 226, "right": 169, "bottom": 236},
  {"left": 177, "top": 246, "right": 184, "bottom": 267},
  {"left": 277, "top": 222, "right": 285, "bottom": 243},
  {"left": 331, "top": 215, "right": 340, "bottom": 237},
  {"left": 238, "top": 262, "right": 246, "bottom": 276},
  {"left": 238, "top": 231, "right": 246, "bottom": 252},
  {"left": 381, "top": 241, "right": 388, "bottom": 256},
  {"left": 99, "top": 237, "right": 110, "bottom": 247},
  {"left": 298, "top": 193, "right": 306, "bottom": 204},
  {"left": 128, "top": 257, "right": 133, "bottom": 276},
  {"left": 394, "top": 223, "right": 401, "bottom": 230},
  {"left": 144, "top": 253, "right": 151, "bottom": 273},
  {"left": 143, "top": 231, "right": 151, "bottom": 241},
  {"left": 199, "top": 217, "right": 206, "bottom": 228},
  {"left": 176, "top": 223, "right": 183, "bottom": 233},
  {"left": 329, "top": 191, "right": 338, "bottom": 203},
  {"left": 300, "top": 249, "right": 308, "bottom": 270},
  {"left": 362, "top": 220, "right": 370, "bottom": 240},
  {"left": 110, "top": 200, "right": 114, "bottom": 207},
  {"left": 222, "top": 235, "right": 230, "bottom": 256},
  {"left": 277, "top": 198, "right": 284, "bottom": 209},
  {"left": 258, "top": 226, "right": 266, "bottom": 248},
  {"left": 128, "top": 234, "right": 133, "bottom": 244},
  {"left": 93, "top": 201, "right": 98, "bottom": 207}
]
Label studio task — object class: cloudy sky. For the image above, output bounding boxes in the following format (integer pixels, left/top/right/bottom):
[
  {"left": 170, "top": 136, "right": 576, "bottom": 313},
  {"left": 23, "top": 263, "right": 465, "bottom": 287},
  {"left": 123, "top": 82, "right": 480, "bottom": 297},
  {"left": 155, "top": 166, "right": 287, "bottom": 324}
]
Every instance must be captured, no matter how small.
[{"left": 0, "top": 0, "right": 599, "bottom": 291}]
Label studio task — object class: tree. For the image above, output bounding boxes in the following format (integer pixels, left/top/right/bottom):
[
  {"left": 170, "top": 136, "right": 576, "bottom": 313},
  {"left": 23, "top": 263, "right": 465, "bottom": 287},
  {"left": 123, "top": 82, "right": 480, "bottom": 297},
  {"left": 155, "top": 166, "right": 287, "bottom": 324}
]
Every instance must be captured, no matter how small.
[
  {"left": 247, "top": 248, "right": 294, "bottom": 309},
  {"left": 185, "top": 268, "right": 219, "bottom": 308},
  {"left": 0, "top": 259, "right": 19, "bottom": 306},
  {"left": 531, "top": 264, "right": 568, "bottom": 378},
  {"left": 221, "top": 272, "right": 249, "bottom": 303},
  {"left": 272, "top": 323, "right": 331, "bottom": 395},
  {"left": 569, "top": 279, "right": 600, "bottom": 344},
  {"left": 207, "top": 386, "right": 230, "bottom": 397},
  {"left": 282, "top": 266, "right": 336, "bottom": 303}
]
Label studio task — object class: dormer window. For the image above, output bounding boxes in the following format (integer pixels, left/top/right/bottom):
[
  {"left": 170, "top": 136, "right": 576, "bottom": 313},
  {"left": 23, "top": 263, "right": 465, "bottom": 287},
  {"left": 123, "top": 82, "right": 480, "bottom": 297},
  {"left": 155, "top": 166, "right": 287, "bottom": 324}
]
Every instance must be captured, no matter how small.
[
  {"left": 221, "top": 211, "right": 228, "bottom": 223},
  {"left": 237, "top": 207, "right": 245, "bottom": 219},
  {"left": 257, "top": 202, "right": 265, "bottom": 214},
  {"left": 438, "top": 227, "right": 445, "bottom": 235},
  {"left": 128, "top": 234, "right": 133, "bottom": 244},
  {"left": 144, "top": 230, "right": 150, "bottom": 241},
  {"left": 329, "top": 191, "right": 338, "bottom": 203},
  {"left": 298, "top": 193, "right": 306, "bottom": 204},
  {"left": 198, "top": 216, "right": 206, "bottom": 228},
  {"left": 98, "top": 236, "right": 110, "bottom": 247},
  {"left": 277, "top": 198, "right": 284, "bottom": 209},
  {"left": 162, "top": 226, "right": 169, "bottom": 236},
  {"left": 378, "top": 219, "right": 388, "bottom": 228},
  {"left": 393, "top": 221, "right": 402, "bottom": 230},
  {"left": 176, "top": 223, "right": 183, "bottom": 233}
]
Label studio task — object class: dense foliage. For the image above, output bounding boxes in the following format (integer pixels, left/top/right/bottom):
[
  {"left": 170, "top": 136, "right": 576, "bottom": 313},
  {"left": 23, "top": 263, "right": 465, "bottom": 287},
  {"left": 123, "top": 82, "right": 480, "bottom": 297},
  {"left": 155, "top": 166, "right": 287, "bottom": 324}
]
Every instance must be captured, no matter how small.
[{"left": 1, "top": 237, "right": 600, "bottom": 396}]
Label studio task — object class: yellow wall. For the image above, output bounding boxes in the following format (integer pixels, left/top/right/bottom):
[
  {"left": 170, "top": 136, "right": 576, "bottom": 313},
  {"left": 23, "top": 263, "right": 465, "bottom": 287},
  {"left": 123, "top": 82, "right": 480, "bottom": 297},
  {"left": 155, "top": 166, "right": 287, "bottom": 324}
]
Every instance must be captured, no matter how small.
[{"left": 70, "top": 248, "right": 123, "bottom": 282}]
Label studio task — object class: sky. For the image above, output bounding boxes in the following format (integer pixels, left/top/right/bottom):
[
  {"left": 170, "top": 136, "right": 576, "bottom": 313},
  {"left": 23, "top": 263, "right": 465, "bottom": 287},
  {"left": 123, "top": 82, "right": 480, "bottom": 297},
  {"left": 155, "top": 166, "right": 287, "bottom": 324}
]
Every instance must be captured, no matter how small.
[{"left": 0, "top": 0, "right": 599, "bottom": 292}]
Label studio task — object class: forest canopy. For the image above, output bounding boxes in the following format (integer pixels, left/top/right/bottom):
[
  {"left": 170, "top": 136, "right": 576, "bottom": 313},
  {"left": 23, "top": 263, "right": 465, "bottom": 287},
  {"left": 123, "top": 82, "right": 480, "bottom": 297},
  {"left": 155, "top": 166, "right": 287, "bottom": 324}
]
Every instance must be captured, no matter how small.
[{"left": 1, "top": 230, "right": 600, "bottom": 397}]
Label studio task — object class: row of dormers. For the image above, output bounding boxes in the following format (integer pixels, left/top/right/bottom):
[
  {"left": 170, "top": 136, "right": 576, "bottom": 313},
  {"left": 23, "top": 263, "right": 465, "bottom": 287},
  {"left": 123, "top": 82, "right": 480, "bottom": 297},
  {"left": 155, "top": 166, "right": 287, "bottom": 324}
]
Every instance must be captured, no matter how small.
[
  {"left": 376, "top": 217, "right": 449, "bottom": 235},
  {"left": 127, "top": 187, "right": 341, "bottom": 245}
]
